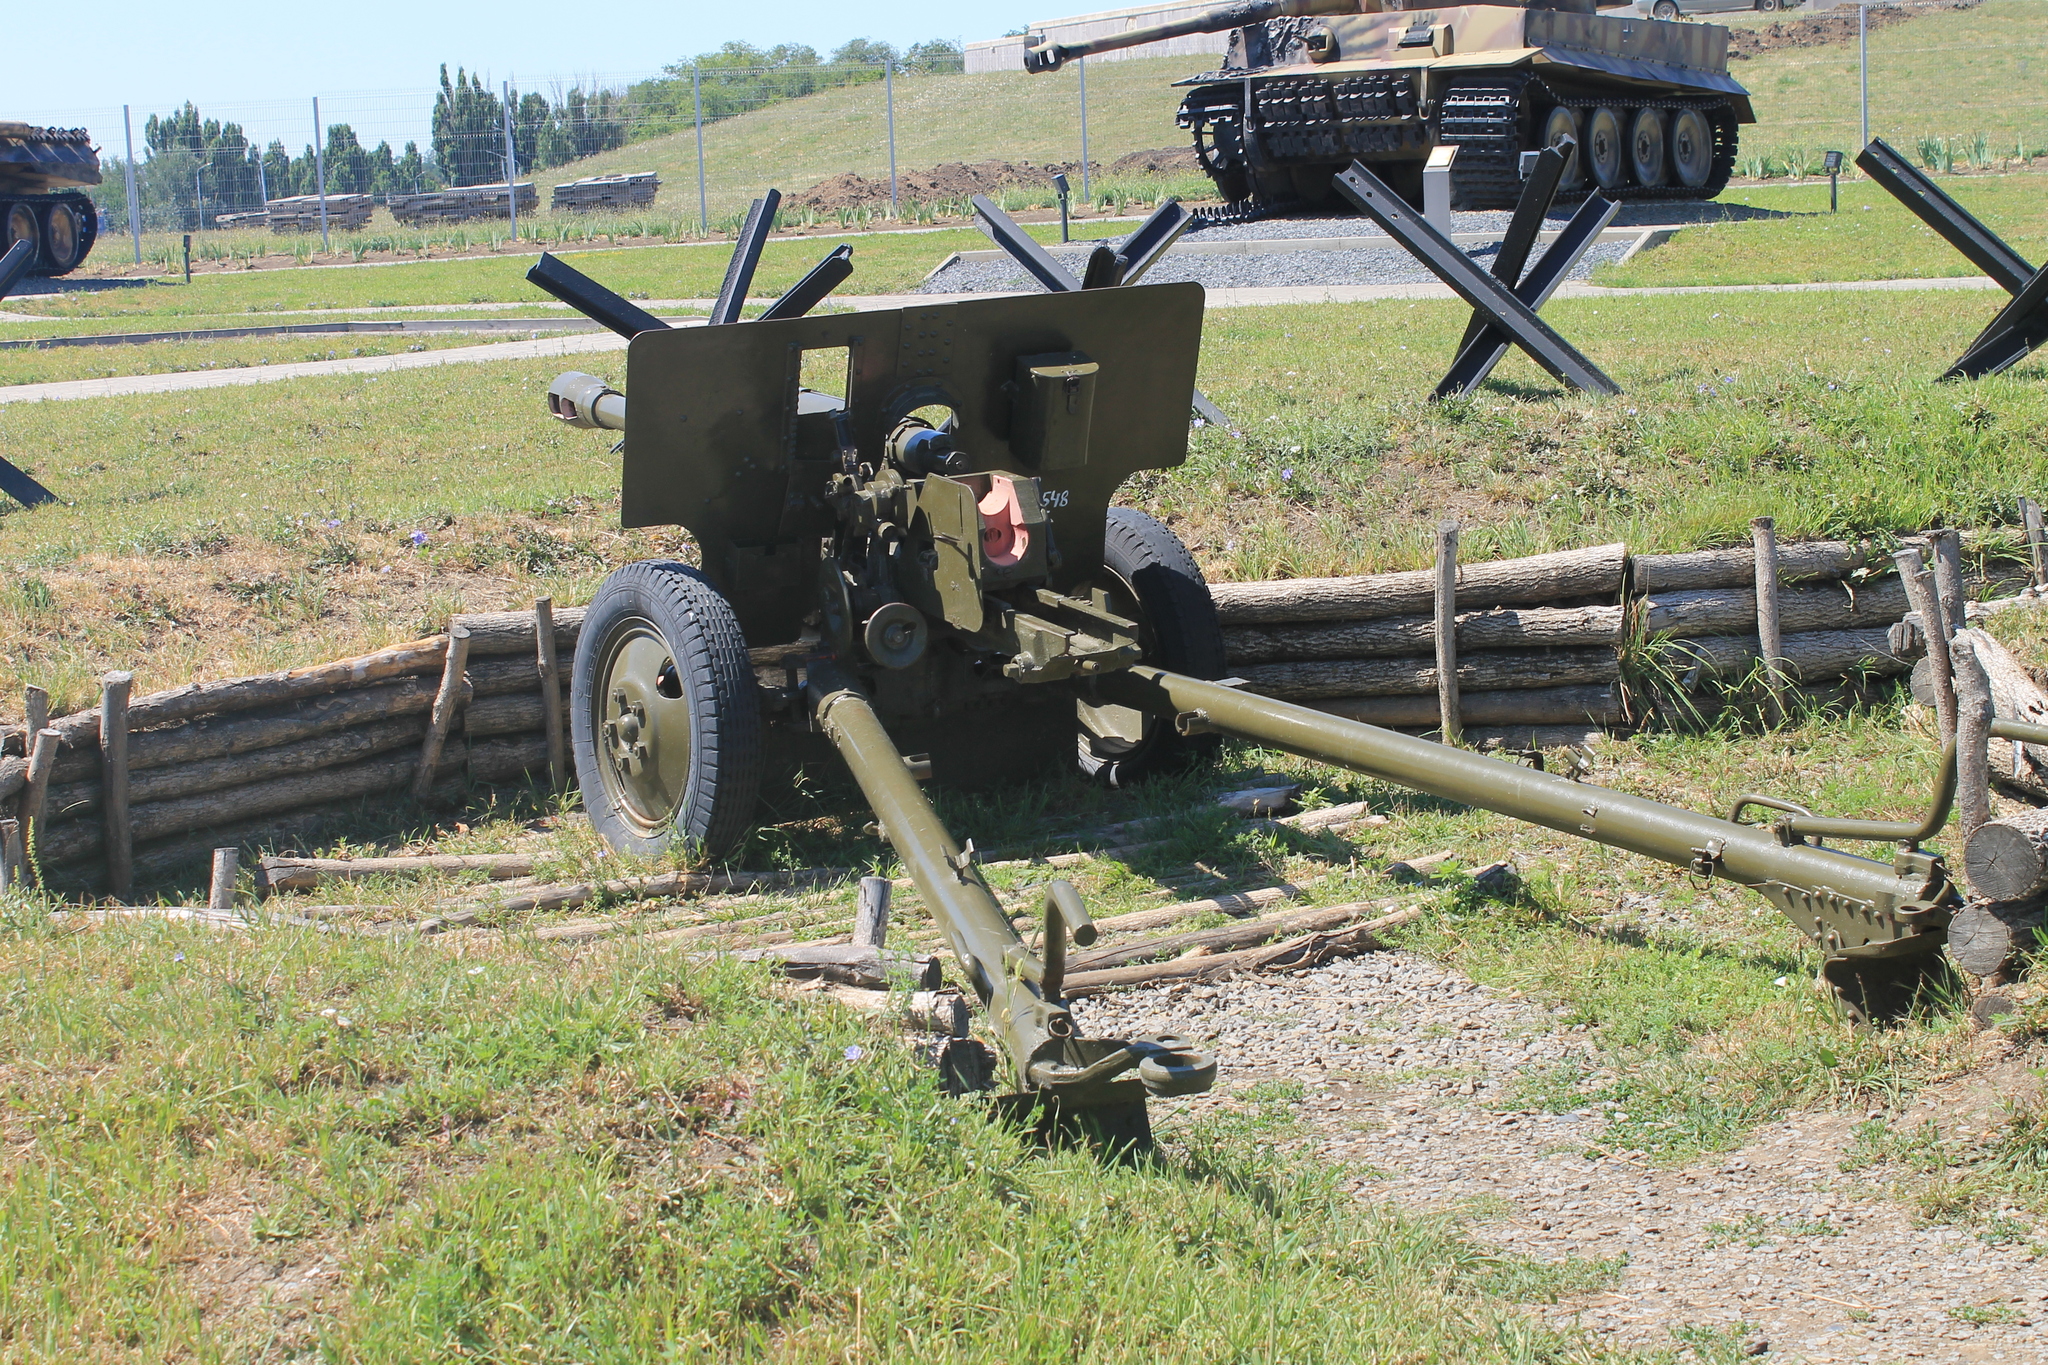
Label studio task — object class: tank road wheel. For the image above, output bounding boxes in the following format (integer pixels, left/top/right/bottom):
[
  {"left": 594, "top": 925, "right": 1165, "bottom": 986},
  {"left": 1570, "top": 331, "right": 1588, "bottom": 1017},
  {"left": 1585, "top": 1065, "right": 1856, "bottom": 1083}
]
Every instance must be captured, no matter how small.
[
  {"left": 40, "top": 201, "right": 86, "bottom": 274},
  {"left": 1078, "top": 508, "right": 1226, "bottom": 788},
  {"left": 1629, "top": 109, "right": 1669, "bottom": 189},
  {"left": 571, "top": 560, "right": 764, "bottom": 858},
  {"left": 1542, "top": 106, "right": 1585, "bottom": 191},
  {"left": 1669, "top": 108, "right": 1716, "bottom": 189},
  {"left": 2, "top": 204, "right": 38, "bottom": 269},
  {"left": 1584, "top": 108, "right": 1627, "bottom": 192}
]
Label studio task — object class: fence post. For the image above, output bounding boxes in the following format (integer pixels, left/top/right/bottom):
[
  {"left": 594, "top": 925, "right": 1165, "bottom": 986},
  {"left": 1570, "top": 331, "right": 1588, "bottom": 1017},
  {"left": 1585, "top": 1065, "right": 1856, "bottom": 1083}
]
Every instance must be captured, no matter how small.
[
  {"left": 886, "top": 62, "right": 899, "bottom": 219},
  {"left": 503, "top": 80, "right": 519, "bottom": 242},
  {"left": 1078, "top": 57, "right": 1091, "bottom": 203},
  {"left": 313, "top": 96, "right": 330, "bottom": 251},
  {"left": 121, "top": 105, "right": 143, "bottom": 263},
  {"left": 2023, "top": 495, "right": 2046, "bottom": 588},
  {"left": 1751, "top": 516, "right": 1786, "bottom": 723},
  {"left": 101, "top": 672, "right": 134, "bottom": 900},
  {"left": 1859, "top": 3, "right": 1870, "bottom": 149},
  {"left": 1433, "top": 521, "right": 1461, "bottom": 744},
  {"left": 694, "top": 64, "right": 709, "bottom": 234}
]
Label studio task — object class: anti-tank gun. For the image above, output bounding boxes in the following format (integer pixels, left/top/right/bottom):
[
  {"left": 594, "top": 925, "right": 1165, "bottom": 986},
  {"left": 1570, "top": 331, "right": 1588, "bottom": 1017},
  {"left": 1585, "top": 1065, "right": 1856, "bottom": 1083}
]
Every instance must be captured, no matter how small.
[{"left": 533, "top": 223, "right": 1992, "bottom": 1143}]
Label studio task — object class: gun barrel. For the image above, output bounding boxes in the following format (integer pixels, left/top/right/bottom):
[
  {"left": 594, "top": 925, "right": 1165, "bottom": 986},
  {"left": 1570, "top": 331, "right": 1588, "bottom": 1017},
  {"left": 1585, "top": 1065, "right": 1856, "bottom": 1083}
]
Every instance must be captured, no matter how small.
[
  {"left": 547, "top": 371, "right": 626, "bottom": 431},
  {"left": 1023, "top": 0, "right": 1352, "bottom": 71},
  {"left": 1096, "top": 666, "right": 1955, "bottom": 958}
]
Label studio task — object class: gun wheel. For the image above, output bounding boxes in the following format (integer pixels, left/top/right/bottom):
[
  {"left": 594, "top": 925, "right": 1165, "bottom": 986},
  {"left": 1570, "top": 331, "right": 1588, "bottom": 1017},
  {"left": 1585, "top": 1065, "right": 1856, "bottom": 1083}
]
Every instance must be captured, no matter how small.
[
  {"left": 571, "top": 560, "right": 763, "bottom": 858},
  {"left": 1078, "top": 508, "right": 1227, "bottom": 787}
]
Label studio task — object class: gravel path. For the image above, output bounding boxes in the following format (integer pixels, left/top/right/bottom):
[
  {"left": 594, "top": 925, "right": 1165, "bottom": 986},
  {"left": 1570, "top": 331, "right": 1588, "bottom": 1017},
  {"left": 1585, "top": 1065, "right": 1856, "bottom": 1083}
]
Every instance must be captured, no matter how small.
[{"left": 1073, "top": 952, "right": 2048, "bottom": 1363}]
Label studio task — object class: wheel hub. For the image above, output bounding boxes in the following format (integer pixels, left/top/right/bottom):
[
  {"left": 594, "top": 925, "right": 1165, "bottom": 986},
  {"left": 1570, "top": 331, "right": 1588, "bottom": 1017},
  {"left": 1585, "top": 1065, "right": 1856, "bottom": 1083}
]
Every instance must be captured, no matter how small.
[{"left": 593, "top": 623, "right": 693, "bottom": 832}]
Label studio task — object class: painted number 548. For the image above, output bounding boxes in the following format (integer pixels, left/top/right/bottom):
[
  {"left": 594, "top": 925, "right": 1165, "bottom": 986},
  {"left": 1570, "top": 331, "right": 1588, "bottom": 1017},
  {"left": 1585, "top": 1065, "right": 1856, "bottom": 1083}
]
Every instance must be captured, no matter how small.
[{"left": 1039, "top": 488, "right": 1070, "bottom": 509}]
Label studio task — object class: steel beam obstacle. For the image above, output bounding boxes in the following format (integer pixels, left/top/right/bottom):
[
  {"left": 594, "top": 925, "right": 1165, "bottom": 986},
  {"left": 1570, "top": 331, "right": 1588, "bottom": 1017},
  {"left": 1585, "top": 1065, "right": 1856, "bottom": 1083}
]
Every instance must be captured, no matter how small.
[
  {"left": 527, "top": 189, "right": 854, "bottom": 340},
  {"left": 0, "top": 240, "right": 60, "bottom": 508},
  {"left": 1858, "top": 138, "right": 2048, "bottom": 380},
  {"left": 1433, "top": 142, "right": 1621, "bottom": 399},
  {"left": 1332, "top": 157, "right": 1620, "bottom": 398},
  {"left": 969, "top": 195, "right": 1231, "bottom": 427}
]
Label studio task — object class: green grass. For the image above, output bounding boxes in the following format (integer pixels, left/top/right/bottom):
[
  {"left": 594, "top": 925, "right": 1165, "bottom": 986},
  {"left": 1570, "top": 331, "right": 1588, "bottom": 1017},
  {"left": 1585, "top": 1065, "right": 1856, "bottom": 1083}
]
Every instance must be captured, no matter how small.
[
  {"left": 1735, "top": 0, "right": 2048, "bottom": 162},
  {"left": 1593, "top": 174, "right": 2048, "bottom": 288},
  {"left": 0, "top": 915, "right": 1625, "bottom": 1361},
  {"left": 0, "top": 331, "right": 558, "bottom": 387}
]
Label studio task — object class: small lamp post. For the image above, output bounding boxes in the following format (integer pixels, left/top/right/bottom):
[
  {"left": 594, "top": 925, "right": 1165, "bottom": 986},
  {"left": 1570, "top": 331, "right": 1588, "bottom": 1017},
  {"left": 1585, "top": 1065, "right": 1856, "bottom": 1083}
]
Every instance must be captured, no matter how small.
[
  {"left": 1052, "top": 172, "right": 1071, "bottom": 243},
  {"left": 1823, "top": 149, "right": 1844, "bottom": 212}
]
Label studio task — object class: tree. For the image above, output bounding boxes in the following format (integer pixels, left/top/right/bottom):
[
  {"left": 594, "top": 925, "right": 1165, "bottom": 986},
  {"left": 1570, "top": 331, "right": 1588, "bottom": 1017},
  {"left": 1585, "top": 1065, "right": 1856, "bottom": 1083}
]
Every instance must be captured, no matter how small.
[
  {"left": 903, "top": 38, "right": 965, "bottom": 72},
  {"left": 830, "top": 38, "right": 898, "bottom": 67},
  {"left": 433, "top": 65, "right": 506, "bottom": 187}
]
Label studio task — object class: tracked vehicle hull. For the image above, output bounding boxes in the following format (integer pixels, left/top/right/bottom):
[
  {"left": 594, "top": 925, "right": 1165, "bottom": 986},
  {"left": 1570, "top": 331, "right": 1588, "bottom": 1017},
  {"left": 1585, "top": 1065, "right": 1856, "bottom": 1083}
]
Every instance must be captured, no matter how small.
[
  {"left": 1026, "top": 1, "right": 1752, "bottom": 214},
  {"left": 0, "top": 123, "right": 102, "bottom": 277}
]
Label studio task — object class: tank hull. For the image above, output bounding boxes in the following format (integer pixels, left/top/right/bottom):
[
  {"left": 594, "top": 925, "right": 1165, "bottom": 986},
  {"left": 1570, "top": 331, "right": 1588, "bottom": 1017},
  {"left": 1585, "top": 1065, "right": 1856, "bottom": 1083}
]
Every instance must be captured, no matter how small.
[
  {"left": 0, "top": 123, "right": 102, "bottom": 277},
  {"left": 1174, "top": 5, "right": 1752, "bottom": 211}
]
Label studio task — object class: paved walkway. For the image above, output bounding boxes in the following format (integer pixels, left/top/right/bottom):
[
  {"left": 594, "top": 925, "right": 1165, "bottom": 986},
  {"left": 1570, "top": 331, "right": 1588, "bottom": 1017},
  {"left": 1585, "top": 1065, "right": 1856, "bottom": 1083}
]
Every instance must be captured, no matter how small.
[{"left": 0, "top": 275, "right": 2005, "bottom": 406}]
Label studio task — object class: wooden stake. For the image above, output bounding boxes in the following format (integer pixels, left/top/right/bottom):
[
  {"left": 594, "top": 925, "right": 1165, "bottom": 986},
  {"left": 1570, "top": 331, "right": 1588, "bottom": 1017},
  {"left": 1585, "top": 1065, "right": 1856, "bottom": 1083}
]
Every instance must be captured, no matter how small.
[
  {"left": 208, "top": 847, "right": 239, "bottom": 911},
  {"left": 0, "top": 818, "right": 20, "bottom": 893},
  {"left": 23, "top": 685, "right": 49, "bottom": 742},
  {"left": 1949, "top": 634, "right": 1995, "bottom": 843},
  {"left": 1432, "top": 520, "right": 1461, "bottom": 744},
  {"left": 1751, "top": 516, "right": 1786, "bottom": 723},
  {"left": 1895, "top": 547, "right": 1957, "bottom": 742},
  {"left": 99, "top": 672, "right": 134, "bottom": 899},
  {"left": 412, "top": 626, "right": 471, "bottom": 801},
  {"left": 20, "top": 728, "right": 58, "bottom": 830},
  {"left": 1929, "top": 528, "right": 1967, "bottom": 638},
  {"left": 535, "top": 598, "right": 566, "bottom": 791},
  {"left": 853, "top": 875, "right": 892, "bottom": 949},
  {"left": 2023, "top": 496, "right": 2046, "bottom": 589}
]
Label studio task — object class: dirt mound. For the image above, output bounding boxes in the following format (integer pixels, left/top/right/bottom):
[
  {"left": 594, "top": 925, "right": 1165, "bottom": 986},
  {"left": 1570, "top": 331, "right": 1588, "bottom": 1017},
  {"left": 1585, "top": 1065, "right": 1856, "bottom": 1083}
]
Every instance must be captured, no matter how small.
[
  {"left": 784, "top": 149, "right": 1200, "bottom": 213},
  {"left": 1727, "top": 0, "right": 1977, "bottom": 59}
]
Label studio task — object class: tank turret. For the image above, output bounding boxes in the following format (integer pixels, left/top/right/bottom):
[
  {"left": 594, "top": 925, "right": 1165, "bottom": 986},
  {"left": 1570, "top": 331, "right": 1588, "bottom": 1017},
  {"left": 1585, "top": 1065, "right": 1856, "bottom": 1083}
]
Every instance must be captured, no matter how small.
[{"left": 1022, "top": 0, "right": 1752, "bottom": 211}]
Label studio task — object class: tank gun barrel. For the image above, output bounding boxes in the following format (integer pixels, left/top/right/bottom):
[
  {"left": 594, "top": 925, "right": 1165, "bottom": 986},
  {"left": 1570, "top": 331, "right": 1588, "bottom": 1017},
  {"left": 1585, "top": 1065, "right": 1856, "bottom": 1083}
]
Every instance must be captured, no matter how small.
[
  {"left": 547, "top": 371, "right": 626, "bottom": 431},
  {"left": 1023, "top": 0, "right": 1353, "bottom": 72}
]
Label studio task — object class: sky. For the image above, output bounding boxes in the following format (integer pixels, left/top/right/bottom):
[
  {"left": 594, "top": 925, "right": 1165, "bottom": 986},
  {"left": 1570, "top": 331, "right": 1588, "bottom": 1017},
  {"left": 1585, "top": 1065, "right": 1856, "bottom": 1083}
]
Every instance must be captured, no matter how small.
[{"left": 19, "top": 0, "right": 1034, "bottom": 153}]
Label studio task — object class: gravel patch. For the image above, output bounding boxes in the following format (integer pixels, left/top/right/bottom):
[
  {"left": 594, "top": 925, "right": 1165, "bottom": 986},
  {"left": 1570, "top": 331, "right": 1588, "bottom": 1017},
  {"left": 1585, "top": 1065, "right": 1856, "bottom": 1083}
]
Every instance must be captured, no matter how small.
[
  {"left": 918, "top": 239, "right": 1634, "bottom": 294},
  {"left": 1072, "top": 950, "right": 2048, "bottom": 1362}
]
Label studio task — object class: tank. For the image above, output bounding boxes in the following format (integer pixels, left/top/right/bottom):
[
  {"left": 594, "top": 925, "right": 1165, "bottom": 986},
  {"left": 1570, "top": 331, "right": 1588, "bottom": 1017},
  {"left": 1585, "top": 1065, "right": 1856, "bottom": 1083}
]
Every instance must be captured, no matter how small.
[
  {"left": 1022, "top": 0, "right": 1753, "bottom": 211},
  {"left": 0, "top": 123, "right": 102, "bottom": 277}
]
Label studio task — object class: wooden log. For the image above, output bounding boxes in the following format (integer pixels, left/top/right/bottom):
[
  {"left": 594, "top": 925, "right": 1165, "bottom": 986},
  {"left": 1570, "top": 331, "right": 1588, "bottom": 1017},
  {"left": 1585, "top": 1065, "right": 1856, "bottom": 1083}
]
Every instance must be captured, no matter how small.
[
  {"left": 732, "top": 943, "right": 943, "bottom": 991},
  {"left": 1060, "top": 903, "right": 1425, "bottom": 997},
  {"left": 853, "top": 876, "right": 892, "bottom": 949},
  {"left": 1236, "top": 648, "right": 1618, "bottom": 703},
  {"left": 536, "top": 598, "right": 566, "bottom": 790},
  {"left": 1306, "top": 684, "right": 1622, "bottom": 729},
  {"left": 35, "top": 734, "right": 552, "bottom": 866},
  {"left": 24, "top": 685, "right": 48, "bottom": 741},
  {"left": 45, "top": 676, "right": 441, "bottom": 787},
  {"left": 2025, "top": 496, "right": 2046, "bottom": 588},
  {"left": 1947, "top": 900, "right": 2046, "bottom": 978},
  {"left": 1950, "top": 634, "right": 1996, "bottom": 842},
  {"left": 258, "top": 851, "right": 537, "bottom": 893},
  {"left": 463, "top": 691, "right": 570, "bottom": 739},
  {"left": 44, "top": 715, "right": 431, "bottom": 822},
  {"left": 209, "top": 848, "right": 238, "bottom": 910},
  {"left": 1929, "top": 529, "right": 1967, "bottom": 640},
  {"left": 19, "top": 729, "right": 57, "bottom": 832},
  {"left": 1463, "top": 726, "right": 1606, "bottom": 751},
  {"left": 1664, "top": 629, "right": 1908, "bottom": 685},
  {"left": 1434, "top": 521, "right": 1461, "bottom": 743},
  {"left": 452, "top": 606, "right": 584, "bottom": 659},
  {"left": 1631, "top": 539, "right": 1872, "bottom": 593},
  {"left": 1752, "top": 517, "right": 1786, "bottom": 722},
  {"left": 1222, "top": 605, "right": 1622, "bottom": 666},
  {"left": 413, "top": 626, "right": 472, "bottom": 801},
  {"left": 1067, "top": 895, "right": 1411, "bottom": 973},
  {"left": 1641, "top": 578, "right": 1909, "bottom": 638},
  {"left": 1960, "top": 627, "right": 2048, "bottom": 802},
  {"left": 100, "top": 673, "right": 134, "bottom": 899},
  {"left": 0, "top": 754, "right": 22, "bottom": 806},
  {"left": 796, "top": 983, "right": 971, "bottom": 1034},
  {"left": 1208, "top": 543, "right": 1625, "bottom": 626},
  {"left": 1090, "top": 880, "right": 1323, "bottom": 935},
  {"left": 1963, "top": 806, "right": 2048, "bottom": 902},
  {"left": 427, "top": 867, "right": 845, "bottom": 923},
  {"left": 43, "top": 635, "right": 450, "bottom": 751}
]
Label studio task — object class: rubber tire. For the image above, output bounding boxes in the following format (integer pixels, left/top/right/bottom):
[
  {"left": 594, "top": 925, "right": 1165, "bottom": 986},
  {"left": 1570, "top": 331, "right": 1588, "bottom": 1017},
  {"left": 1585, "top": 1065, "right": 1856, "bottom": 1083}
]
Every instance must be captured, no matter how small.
[
  {"left": 1585, "top": 108, "right": 1627, "bottom": 192},
  {"left": 571, "top": 559, "right": 763, "bottom": 859},
  {"left": 1629, "top": 108, "right": 1668, "bottom": 189},
  {"left": 1670, "top": 108, "right": 1716, "bottom": 189},
  {"left": 1079, "top": 508, "right": 1226, "bottom": 787},
  {"left": 40, "top": 201, "right": 84, "bottom": 273},
  {"left": 1652, "top": 0, "right": 1679, "bottom": 14},
  {"left": 1542, "top": 106, "right": 1585, "bottom": 191},
  {"left": 1755, "top": 0, "right": 1778, "bottom": 11}
]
